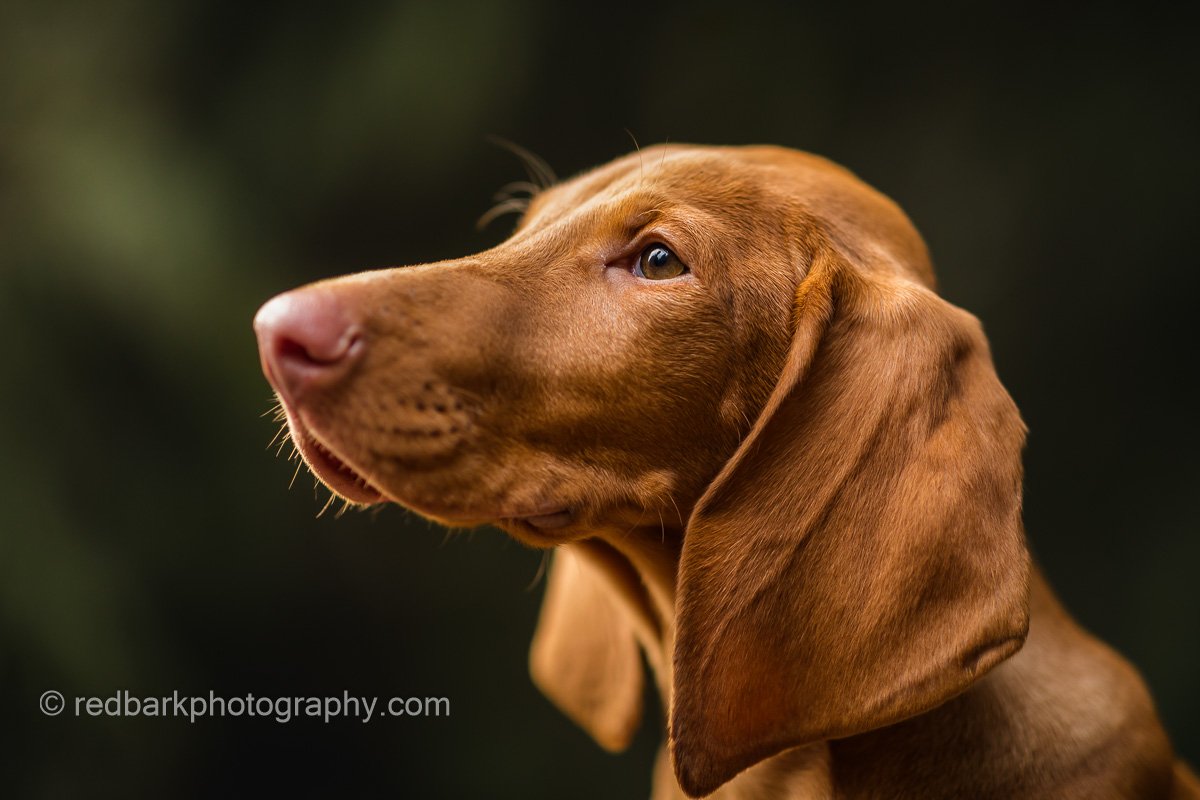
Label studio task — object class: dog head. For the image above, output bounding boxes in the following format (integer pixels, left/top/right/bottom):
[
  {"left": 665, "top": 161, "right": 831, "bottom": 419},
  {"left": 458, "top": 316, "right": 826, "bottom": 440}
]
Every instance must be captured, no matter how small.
[
  {"left": 256, "top": 146, "right": 824, "bottom": 542},
  {"left": 255, "top": 145, "right": 1029, "bottom": 796}
]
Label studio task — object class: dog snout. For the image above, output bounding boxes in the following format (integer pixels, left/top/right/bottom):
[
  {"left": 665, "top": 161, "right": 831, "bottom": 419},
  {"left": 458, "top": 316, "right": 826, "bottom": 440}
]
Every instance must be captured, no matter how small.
[{"left": 254, "top": 288, "right": 364, "bottom": 402}]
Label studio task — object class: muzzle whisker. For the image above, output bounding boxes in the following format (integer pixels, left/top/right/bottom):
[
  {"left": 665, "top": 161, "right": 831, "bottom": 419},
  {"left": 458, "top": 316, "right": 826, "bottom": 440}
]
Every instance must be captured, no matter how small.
[
  {"left": 288, "top": 459, "right": 304, "bottom": 490},
  {"left": 316, "top": 490, "right": 337, "bottom": 518},
  {"left": 266, "top": 422, "right": 290, "bottom": 451},
  {"left": 525, "top": 549, "right": 552, "bottom": 592},
  {"left": 260, "top": 398, "right": 284, "bottom": 419},
  {"left": 665, "top": 492, "right": 685, "bottom": 529},
  {"left": 614, "top": 505, "right": 653, "bottom": 545}
]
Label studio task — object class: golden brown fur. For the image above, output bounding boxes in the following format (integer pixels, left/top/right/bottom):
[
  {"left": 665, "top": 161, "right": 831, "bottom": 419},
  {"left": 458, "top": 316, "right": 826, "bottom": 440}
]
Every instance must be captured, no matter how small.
[{"left": 254, "top": 145, "right": 1197, "bottom": 798}]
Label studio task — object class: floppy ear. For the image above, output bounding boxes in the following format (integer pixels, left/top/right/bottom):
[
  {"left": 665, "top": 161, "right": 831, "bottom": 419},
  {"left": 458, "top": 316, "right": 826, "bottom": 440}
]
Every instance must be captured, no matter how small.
[
  {"left": 669, "top": 248, "right": 1031, "bottom": 797},
  {"left": 529, "top": 544, "right": 645, "bottom": 752}
]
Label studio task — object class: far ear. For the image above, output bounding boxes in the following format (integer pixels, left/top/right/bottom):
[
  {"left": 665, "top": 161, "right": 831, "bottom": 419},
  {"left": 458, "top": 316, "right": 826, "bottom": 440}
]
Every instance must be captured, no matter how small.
[
  {"left": 669, "top": 248, "right": 1031, "bottom": 797},
  {"left": 530, "top": 544, "right": 645, "bottom": 752}
]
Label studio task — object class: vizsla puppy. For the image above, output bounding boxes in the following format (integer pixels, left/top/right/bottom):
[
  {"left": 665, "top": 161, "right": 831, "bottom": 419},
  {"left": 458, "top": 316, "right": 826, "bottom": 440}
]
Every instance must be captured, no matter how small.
[{"left": 254, "top": 145, "right": 1199, "bottom": 799}]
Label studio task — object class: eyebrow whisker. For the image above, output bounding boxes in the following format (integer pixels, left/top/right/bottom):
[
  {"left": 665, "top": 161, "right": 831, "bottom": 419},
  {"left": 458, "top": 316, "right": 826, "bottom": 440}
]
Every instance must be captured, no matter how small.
[
  {"left": 486, "top": 135, "right": 557, "bottom": 190},
  {"left": 493, "top": 181, "right": 541, "bottom": 202},
  {"left": 476, "top": 197, "right": 532, "bottom": 230},
  {"left": 625, "top": 128, "right": 644, "bottom": 186}
]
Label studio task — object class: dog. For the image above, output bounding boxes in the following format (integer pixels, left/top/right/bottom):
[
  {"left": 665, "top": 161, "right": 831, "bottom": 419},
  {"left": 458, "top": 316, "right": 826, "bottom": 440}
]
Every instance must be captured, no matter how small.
[{"left": 254, "top": 144, "right": 1199, "bottom": 798}]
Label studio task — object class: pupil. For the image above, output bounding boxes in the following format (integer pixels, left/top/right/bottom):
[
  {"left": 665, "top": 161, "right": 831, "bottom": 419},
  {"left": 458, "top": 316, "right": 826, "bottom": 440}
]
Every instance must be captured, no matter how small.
[{"left": 650, "top": 247, "right": 669, "bottom": 266}]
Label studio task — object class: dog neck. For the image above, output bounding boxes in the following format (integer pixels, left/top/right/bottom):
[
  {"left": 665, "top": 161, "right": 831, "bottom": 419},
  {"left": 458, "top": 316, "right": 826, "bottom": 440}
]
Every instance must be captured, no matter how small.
[
  {"left": 575, "top": 526, "right": 840, "bottom": 798},
  {"left": 580, "top": 525, "right": 684, "bottom": 697}
]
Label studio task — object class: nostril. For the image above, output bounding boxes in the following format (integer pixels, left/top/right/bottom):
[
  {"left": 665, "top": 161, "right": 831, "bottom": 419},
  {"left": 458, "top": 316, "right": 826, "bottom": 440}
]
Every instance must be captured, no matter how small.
[
  {"left": 275, "top": 330, "right": 360, "bottom": 367},
  {"left": 277, "top": 336, "right": 316, "bottom": 365}
]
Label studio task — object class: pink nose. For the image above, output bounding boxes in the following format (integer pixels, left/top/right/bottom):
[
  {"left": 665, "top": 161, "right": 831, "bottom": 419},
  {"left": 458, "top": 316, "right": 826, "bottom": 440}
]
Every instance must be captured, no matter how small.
[{"left": 253, "top": 289, "right": 363, "bottom": 402}]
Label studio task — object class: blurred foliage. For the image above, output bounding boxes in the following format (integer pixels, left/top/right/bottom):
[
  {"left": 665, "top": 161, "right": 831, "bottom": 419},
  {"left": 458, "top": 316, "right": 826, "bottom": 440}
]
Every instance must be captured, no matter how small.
[{"left": 1, "top": 0, "right": 1197, "bottom": 797}]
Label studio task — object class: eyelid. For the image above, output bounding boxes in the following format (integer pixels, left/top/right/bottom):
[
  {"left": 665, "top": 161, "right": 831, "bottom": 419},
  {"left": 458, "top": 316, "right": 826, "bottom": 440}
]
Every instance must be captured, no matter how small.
[{"left": 626, "top": 228, "right": 690, "bottom": 268}]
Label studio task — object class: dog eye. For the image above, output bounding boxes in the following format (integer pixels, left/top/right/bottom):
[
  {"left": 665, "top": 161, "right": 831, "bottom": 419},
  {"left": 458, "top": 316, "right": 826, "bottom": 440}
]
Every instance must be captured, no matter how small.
[{"left": 634, "top": 244, "right": 688, "bottom": 280}]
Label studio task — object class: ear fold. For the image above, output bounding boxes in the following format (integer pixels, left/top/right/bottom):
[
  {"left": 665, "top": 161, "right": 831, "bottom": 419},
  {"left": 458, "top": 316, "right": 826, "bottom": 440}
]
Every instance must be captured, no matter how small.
[
  {"left": 530, "top": 544, "right": 646, "bottom": 752},
  {"left": 670, "top": 249, "right": 1031, "bottom": 797}
]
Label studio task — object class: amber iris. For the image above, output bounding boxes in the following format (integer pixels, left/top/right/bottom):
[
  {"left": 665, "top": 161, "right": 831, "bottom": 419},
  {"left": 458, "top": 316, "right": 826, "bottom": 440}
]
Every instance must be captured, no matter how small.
[{"left": 635, "top": 244, "right": 688, "bottom": 280}]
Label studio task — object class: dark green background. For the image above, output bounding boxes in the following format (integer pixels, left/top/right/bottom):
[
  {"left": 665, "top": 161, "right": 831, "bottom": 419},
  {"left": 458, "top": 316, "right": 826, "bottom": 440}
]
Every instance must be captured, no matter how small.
[{"left": 2, "top": 1, "right": 1196, "bottom": 797}]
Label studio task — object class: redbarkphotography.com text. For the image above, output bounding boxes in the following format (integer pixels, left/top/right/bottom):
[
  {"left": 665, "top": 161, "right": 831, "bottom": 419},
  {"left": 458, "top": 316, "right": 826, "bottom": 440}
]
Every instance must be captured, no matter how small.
[{"left": 39, "top": 689, "right": 450, "bottom": 724}]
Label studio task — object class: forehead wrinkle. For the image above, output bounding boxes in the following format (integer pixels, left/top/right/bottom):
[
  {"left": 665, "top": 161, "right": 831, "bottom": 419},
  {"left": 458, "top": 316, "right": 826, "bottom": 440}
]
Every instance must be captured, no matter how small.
[
  {"left": 516, "top": 147, "right": 704, "bottom": 234},
  {"left": 518, "top": 187, "right": 643, "bottom": 249},
  {"left": 517, "top": 158, "right": 643, "bottom": 232}
]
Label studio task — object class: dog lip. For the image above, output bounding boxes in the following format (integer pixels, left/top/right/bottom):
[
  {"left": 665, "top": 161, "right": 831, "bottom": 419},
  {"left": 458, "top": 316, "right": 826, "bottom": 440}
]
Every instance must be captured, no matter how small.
[
  {"left": 519, "top": 509, "right": 573, "bottom": 529},
  {"left": 407, "top": 507, "right": 573, "bottom": 531},
  {"left": 285, "top": 411, "right": 387, "bottom": 505},
  {"left": 495, "top": 511, "right": 576, "bottom": 548}
]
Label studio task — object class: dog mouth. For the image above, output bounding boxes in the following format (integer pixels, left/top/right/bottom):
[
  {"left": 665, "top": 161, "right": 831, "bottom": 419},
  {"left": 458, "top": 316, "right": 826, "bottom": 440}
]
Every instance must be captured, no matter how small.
[
  {"left": 283, "top": 411, "right": 387, "bottom": 505},
  {"left": 274, "top": 402, "right": 575, "bottom": 529}
]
